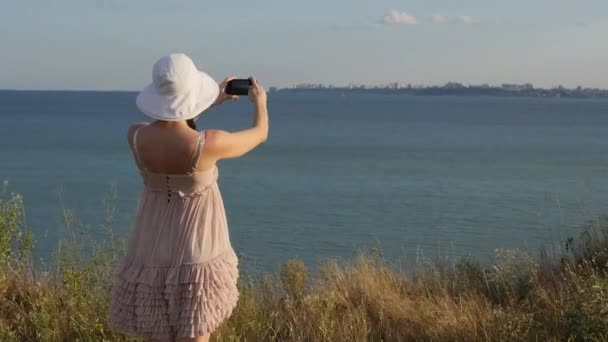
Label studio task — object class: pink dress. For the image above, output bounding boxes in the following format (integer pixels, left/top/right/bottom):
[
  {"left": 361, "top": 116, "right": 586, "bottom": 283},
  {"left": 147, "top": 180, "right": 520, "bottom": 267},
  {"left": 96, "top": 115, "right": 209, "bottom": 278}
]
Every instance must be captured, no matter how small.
[{"left": 109, "top": 125, "right": 239, "bottom": 339}]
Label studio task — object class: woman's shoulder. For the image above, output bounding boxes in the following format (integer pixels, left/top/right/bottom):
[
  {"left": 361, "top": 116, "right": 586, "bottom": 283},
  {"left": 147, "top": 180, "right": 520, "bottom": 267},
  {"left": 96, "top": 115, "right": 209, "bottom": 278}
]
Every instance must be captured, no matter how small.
[
  {"left": 128, "top": 122, "right": 149, "bottom": 133},
  {"left": 127, "top": 122, "right": 149, "bottom": 145},
  {"left": 200, "top": 129, "right": 227, "bottom": 150}
]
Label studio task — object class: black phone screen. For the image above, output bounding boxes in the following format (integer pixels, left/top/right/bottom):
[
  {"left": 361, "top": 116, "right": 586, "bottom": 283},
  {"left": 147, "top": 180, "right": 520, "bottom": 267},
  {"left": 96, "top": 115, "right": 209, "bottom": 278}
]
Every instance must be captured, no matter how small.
[{"left": 226, "top": 79, "right": 251, "bottom": 96}]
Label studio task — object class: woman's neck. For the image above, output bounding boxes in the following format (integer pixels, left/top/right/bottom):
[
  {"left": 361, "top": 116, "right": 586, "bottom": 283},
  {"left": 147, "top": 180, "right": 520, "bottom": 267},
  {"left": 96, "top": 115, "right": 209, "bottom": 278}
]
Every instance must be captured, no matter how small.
[{"left": 152, "top": 120, "right": 190, "bottom": 129}]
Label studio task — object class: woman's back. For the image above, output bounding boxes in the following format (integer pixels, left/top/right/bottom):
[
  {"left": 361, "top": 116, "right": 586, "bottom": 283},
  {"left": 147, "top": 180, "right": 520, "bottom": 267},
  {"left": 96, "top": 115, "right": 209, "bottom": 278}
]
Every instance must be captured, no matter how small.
[{"left": 130, "top": 122, "right": 214, "bottom": 174}]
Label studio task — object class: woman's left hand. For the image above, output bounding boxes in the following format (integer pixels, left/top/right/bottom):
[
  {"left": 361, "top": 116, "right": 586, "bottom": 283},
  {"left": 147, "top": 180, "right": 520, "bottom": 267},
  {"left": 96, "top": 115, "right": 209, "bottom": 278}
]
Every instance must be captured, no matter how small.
[{"left": 213, "top": 77, "right": 239, "bottom": 106}]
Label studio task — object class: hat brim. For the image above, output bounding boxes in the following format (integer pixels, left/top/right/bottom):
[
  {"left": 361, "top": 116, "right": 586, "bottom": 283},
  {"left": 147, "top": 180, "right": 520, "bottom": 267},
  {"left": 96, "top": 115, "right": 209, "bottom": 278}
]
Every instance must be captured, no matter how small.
[{"left": 135, "top": 71, "right": 219, "bottom": 121}]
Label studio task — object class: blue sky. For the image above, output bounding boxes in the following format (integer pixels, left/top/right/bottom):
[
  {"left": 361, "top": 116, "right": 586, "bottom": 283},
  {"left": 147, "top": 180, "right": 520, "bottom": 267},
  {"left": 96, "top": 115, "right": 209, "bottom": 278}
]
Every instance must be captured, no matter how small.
[{"left": 1, "top": 0, "right": 607, "bottom": 90}]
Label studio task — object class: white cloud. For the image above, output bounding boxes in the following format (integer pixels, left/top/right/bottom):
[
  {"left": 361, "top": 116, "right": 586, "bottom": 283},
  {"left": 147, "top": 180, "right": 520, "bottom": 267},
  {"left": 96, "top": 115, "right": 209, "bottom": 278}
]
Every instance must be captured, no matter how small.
[
  {"left": 383, "top": 10, "right": 417, "bottom": 25},
  {"left": 431, "top": 13, "right": 448, "bottom": 24},
  {"left": 457, "top": 15, "right": 473, "bottom": 24},
  {"left": 381, "top": 11, "right": 473, "bottom": 26}
]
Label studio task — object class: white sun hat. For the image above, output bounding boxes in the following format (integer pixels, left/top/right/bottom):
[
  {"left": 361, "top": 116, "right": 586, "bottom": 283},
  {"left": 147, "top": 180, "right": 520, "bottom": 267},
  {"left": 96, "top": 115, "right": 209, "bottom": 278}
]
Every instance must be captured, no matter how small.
[{"left": 136, "top": 53, "right": 220, "bottom": 121}]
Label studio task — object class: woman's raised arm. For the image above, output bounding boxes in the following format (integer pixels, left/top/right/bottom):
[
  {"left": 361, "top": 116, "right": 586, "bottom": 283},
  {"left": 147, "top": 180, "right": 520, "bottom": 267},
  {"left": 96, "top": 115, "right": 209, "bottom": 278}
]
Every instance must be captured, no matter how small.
[{"left": 205, "top": 78, "right": 269, "bottom": 160}]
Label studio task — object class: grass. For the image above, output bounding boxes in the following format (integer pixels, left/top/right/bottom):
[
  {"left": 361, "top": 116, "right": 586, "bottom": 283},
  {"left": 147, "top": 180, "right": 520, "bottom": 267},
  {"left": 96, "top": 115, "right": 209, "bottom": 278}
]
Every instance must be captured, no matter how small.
[{"left": 1, "top": 180, "right": 608, "bottom": 341}]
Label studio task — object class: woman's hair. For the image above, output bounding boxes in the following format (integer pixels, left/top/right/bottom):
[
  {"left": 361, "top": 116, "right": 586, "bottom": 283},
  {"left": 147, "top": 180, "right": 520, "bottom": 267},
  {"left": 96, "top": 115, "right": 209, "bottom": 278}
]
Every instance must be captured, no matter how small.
[{"left": 186, "top": 119, "right": 197, "bottom": 130}]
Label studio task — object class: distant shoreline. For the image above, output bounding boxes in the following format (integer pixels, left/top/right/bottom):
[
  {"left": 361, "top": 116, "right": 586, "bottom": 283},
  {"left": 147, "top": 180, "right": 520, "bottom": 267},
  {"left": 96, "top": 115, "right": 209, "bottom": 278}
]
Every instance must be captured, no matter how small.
[{"left": 270, "top": 83, "right": 608, "bottom": 99}]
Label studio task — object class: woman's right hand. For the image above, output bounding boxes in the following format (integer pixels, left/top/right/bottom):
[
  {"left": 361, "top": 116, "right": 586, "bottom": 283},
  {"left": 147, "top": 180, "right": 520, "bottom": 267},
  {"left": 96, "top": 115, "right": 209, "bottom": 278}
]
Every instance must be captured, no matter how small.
[{"left": 248, "top": 78, "right": 267, "bottom": 106}]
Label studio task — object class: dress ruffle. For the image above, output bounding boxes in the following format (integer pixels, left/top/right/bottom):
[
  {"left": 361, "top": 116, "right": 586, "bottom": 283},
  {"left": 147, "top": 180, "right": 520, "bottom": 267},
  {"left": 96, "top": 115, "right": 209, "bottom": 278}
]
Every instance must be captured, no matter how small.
[{"left": 109, "top": 250, "right": 239, "bottom": 338}]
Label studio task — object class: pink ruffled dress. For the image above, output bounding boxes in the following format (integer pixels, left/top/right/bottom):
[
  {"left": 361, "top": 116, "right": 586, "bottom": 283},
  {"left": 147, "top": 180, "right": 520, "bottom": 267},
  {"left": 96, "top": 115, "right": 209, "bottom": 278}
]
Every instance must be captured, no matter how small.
[{"left": 109, "top": 125, "right": 239, "bottom": 339}]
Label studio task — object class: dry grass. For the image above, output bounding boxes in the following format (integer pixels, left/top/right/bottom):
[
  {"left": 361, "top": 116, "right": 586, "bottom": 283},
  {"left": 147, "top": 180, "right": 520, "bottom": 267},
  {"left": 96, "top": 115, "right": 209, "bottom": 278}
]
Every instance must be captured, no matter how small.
[{"left": 1, "top": 181, "right": 608, "bottom": 341}]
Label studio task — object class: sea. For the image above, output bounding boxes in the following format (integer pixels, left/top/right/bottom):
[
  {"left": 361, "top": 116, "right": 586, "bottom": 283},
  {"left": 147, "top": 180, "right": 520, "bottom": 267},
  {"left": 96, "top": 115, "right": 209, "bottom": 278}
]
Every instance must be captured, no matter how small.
[{"left": 1, "top": 90, "right": 608, "bottom": 273}]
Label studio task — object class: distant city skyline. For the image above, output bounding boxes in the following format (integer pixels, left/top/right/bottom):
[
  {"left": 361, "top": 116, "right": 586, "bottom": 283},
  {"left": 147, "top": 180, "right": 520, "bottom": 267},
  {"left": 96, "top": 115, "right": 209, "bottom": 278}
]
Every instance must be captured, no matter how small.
[
  {"left": 1, "top": 0, "right": 607, "bottom": 90},
  {"left": 278, "top": 81, "right": 606, "bottom": 90},
  {"left": 271, "top": 81, "right": 608, "bottom": 99}
]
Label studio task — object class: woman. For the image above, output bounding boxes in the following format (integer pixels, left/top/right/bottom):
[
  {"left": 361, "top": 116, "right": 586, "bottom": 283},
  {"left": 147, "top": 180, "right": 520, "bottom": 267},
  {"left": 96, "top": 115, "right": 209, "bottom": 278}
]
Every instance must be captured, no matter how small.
[{"left": 109, "top": 53, "right": 268, "bottom": 342}]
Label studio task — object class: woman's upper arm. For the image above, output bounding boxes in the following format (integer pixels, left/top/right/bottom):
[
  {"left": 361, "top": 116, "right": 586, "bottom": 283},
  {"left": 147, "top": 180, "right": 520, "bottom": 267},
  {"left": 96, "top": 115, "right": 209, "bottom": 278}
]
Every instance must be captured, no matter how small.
[{"left": 204, "top": 128, "right": 267, "bottom": 160}]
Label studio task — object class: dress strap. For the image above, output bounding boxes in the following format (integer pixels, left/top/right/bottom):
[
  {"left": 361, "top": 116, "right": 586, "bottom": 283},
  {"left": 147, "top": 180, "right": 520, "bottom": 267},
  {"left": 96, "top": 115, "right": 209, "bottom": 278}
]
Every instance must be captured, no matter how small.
[
  {"left": 131, "top": 125, "right": 147, "bottom": 172},
  {"left": 191, "top": 130, "right": 206, "bottom": 170}
]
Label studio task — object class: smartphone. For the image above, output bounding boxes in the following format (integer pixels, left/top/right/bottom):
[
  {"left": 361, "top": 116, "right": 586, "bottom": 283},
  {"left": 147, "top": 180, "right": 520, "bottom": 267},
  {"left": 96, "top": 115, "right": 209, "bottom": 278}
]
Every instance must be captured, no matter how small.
[{"left": 225, "top": 79, "right": 252, "bottom": 96}]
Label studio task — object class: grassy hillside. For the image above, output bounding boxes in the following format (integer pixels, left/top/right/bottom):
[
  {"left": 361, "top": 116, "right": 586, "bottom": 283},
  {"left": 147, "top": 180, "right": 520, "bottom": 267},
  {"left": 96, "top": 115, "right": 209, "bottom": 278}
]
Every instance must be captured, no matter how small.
[{"left": 1, "top": 181, "right": 607, "bottom": 341}]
